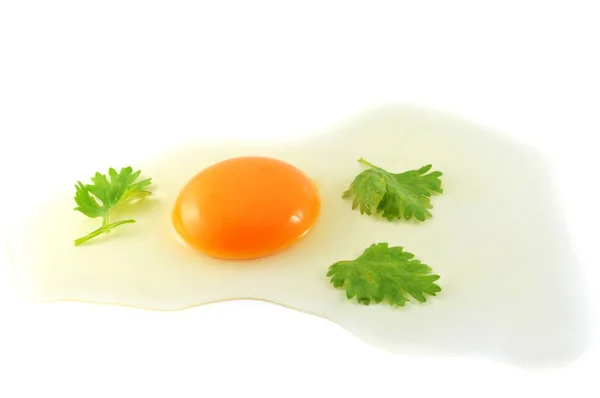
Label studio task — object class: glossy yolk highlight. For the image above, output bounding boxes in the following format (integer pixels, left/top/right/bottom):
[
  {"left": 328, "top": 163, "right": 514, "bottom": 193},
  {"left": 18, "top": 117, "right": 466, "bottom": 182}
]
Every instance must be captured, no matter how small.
[{"left": 172, "top": 156, "right": 321, "bottom": 260}]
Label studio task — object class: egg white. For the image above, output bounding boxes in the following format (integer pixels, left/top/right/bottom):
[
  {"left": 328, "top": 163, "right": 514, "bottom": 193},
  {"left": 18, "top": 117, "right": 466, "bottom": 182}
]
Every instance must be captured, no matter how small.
[{"left": 7, "top": 106, "right": 585, "bottom": 365}]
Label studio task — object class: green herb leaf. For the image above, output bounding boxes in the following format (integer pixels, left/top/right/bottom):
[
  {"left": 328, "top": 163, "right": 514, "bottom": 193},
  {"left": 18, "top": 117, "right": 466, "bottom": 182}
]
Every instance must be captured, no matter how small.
[
  {"left": 73, "top": 166, "right": 152, "bottom": 245},
  {"left": 327, "top": 243, "right": 441, "bottom": 306},
  {"left": 343, "top": 158, "right": 443, "bottom": 221}
]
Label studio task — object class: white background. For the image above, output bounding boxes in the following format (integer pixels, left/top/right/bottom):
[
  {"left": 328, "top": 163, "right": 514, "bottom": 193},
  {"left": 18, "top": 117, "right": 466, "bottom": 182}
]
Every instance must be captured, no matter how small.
[{"left": 0, "top": 1, "right": 598, "bottom": 397}]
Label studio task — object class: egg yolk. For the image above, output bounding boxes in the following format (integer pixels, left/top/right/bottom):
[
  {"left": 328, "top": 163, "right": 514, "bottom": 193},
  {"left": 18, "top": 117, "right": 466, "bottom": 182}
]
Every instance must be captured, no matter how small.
[{"left": 172, "top": 156, "right": 321, "bottom": 260}]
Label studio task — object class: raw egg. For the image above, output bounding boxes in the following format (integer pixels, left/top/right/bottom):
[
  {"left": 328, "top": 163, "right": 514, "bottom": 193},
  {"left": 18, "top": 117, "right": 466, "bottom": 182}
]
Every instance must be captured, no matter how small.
[
  {"left": 172, "top": 156, "right": 320, "bottom": 260},
  {"left": 5, "top": 106, "right": 585, "bottom": 366}
]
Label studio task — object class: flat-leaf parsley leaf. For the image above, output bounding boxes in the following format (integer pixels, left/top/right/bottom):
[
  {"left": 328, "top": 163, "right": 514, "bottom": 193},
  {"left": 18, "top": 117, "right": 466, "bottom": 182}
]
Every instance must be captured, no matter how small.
[
  {"left": 327, "top": 243, "right": 441, "bottom": 306},
  {"left": 343, "top": 158, "right": 443, "bottom": 221},
  {"left": 73, "top": 167, "right": 152, "bottom": 246}
]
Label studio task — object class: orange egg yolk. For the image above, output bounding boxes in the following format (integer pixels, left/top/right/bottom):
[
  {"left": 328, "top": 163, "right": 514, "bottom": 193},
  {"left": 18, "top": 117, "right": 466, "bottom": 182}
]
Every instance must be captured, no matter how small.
[{"left": 172, "top": 156, "right": 321, "bottom": 260}]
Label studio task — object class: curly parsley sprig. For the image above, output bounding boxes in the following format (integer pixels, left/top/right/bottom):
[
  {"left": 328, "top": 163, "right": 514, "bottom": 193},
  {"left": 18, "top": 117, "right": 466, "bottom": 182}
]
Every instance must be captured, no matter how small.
[
  {"left": 343, "top": 158, "right": 443, "bottom": 222},
  {"left": 327, "top": 243, "right": 441, "bottom": 306},
  {"left": 73, "top": 167, "right": 152, "bottom": 246}
]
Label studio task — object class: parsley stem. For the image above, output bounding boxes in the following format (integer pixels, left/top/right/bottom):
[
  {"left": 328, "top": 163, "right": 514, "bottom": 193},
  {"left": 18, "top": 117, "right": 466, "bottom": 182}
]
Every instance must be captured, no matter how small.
[
  {"left": 358, "top": 158, "right": 377, "bottom": 169},
  {"left": 74, "top": 219, "right": 136, "bottom": 246}
]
